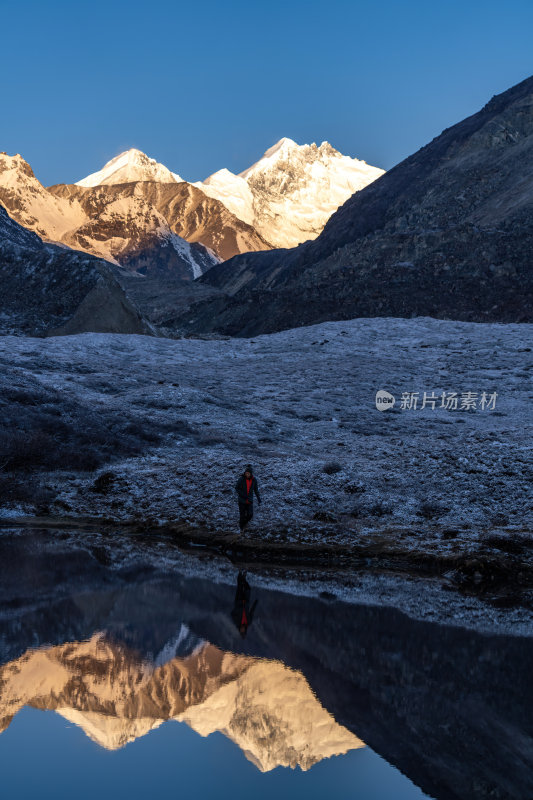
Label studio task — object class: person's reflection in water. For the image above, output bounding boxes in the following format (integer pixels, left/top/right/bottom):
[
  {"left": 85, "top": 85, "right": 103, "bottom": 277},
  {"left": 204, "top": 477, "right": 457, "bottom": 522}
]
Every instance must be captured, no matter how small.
[{"left": 231, "top": 570, "right": 258, "bottom": 638}]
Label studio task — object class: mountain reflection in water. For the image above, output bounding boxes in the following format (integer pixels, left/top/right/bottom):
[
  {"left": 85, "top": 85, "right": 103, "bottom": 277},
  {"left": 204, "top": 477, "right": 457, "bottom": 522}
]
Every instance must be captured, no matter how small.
[
  {"left": 0, "top": 635, "right": 363, "bottom": 770},
  {"left": 0, "top": 527, "right": 532, "bottom": 799}
]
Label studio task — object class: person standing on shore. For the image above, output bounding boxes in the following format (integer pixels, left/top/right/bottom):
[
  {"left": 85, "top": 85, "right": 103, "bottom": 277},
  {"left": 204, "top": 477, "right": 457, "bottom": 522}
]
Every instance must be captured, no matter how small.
[{"left": 235, "top": 464, "right": 261, "bottom": 532}]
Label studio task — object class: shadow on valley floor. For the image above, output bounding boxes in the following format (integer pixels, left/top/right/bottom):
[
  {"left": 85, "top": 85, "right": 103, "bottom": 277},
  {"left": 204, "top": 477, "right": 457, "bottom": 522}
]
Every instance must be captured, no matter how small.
[{"left": 0, "top": 528, "right": 532, "bottom": 799}]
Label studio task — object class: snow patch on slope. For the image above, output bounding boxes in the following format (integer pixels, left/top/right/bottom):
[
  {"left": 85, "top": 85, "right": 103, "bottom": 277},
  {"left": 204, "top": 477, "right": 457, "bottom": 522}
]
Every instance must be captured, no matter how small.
[{"left": 168, "top": 231, "right": 215, "bottom": 278}]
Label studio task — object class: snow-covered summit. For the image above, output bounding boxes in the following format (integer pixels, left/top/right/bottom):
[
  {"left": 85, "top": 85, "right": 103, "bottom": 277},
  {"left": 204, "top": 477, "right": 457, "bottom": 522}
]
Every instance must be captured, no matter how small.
[
  {"left": 239, "top": 136, "right": 299, "bottom": 179},
  {"left": 1, "top": 140, "right": 383, "bottom": 266},
  {"left": 76, "top": 148, "right": 183, "bottom": 187},
  {"left": 196, "top": 137, "right": 385, "bottom": 248}
]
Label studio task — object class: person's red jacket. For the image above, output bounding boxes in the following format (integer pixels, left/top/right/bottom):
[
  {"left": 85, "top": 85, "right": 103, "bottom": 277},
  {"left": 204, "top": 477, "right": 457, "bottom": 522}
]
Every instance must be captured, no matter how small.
[{"left": 235, "top": 472, "right": 261, "bottom": 505}]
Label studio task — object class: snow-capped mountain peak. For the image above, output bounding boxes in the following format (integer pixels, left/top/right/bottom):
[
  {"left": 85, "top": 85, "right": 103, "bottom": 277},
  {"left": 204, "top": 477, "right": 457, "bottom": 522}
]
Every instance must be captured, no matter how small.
[
  {"left": 239, "top": 137, "right": 299, "bottom": 178},
  {"left": 1, "top": 138, "right": 384, "bottom": 274},
  {"left": 196, "top": 137, "right": 385, "bottom": 248},
  {"left": 267, "top": 136, "right": 298, "bottom": 152},
  {"left": 0, "top": 150, "right": 219, "bottom": 280},
  {"left": 76, "top": 148, "right": 183, "bottom": 187}
]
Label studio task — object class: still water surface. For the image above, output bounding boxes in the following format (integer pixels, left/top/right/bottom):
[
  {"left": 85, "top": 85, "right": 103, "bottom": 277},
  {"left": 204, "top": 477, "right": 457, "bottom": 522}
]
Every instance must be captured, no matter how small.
[{"left": 0, "top": 528, "right": 531, "bottom": 800}]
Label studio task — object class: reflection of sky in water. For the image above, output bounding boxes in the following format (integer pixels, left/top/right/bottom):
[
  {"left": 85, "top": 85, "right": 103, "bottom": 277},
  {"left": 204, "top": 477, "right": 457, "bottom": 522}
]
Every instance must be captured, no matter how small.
[{"left": 2, "top": 707, "right": 429, "bottom": 800}]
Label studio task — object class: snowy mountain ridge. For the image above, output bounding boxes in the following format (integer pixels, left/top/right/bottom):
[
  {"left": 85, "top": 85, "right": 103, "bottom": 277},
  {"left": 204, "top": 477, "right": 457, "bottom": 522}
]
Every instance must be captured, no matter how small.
[
  {"left": 74, "top": 138, "right": 385, "bottom": 249},
  {"left": 0, "top": 138, "right": 384, "bottom": 291}
]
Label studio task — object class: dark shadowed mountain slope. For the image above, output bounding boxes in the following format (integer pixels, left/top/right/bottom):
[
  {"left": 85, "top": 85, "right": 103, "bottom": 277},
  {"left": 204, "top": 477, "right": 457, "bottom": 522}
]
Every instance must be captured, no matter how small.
[
  {"left": 0, "top": 205, "right": 151, "bottom": 336},
  {"left": 180, "top": 74, "right": 533, "bottom": 335}
]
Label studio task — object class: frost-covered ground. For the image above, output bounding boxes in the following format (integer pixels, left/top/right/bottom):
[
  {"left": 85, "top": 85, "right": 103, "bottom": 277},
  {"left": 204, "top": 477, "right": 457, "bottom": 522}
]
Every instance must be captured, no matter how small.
[{"left": 0, "top": 317, "right": 532, "bottom": 566}]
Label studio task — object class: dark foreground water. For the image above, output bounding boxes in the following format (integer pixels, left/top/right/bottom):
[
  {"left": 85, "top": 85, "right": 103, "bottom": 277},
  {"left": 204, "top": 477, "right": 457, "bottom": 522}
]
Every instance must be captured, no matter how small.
[{"left": 0, "top": 528, "right": 532, "bottom": 800}]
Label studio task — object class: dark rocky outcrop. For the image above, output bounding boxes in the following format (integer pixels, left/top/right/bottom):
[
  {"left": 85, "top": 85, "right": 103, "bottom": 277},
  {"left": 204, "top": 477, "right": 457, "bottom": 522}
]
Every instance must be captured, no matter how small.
[{"left": 0, "top": 205, "right": 151, "bottom": 336}]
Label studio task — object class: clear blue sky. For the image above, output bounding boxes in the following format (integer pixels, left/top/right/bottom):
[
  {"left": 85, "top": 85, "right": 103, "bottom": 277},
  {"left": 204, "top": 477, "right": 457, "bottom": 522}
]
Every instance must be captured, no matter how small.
[{"left": 1, "top": 0, "right": 532, "bottom": 186}]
